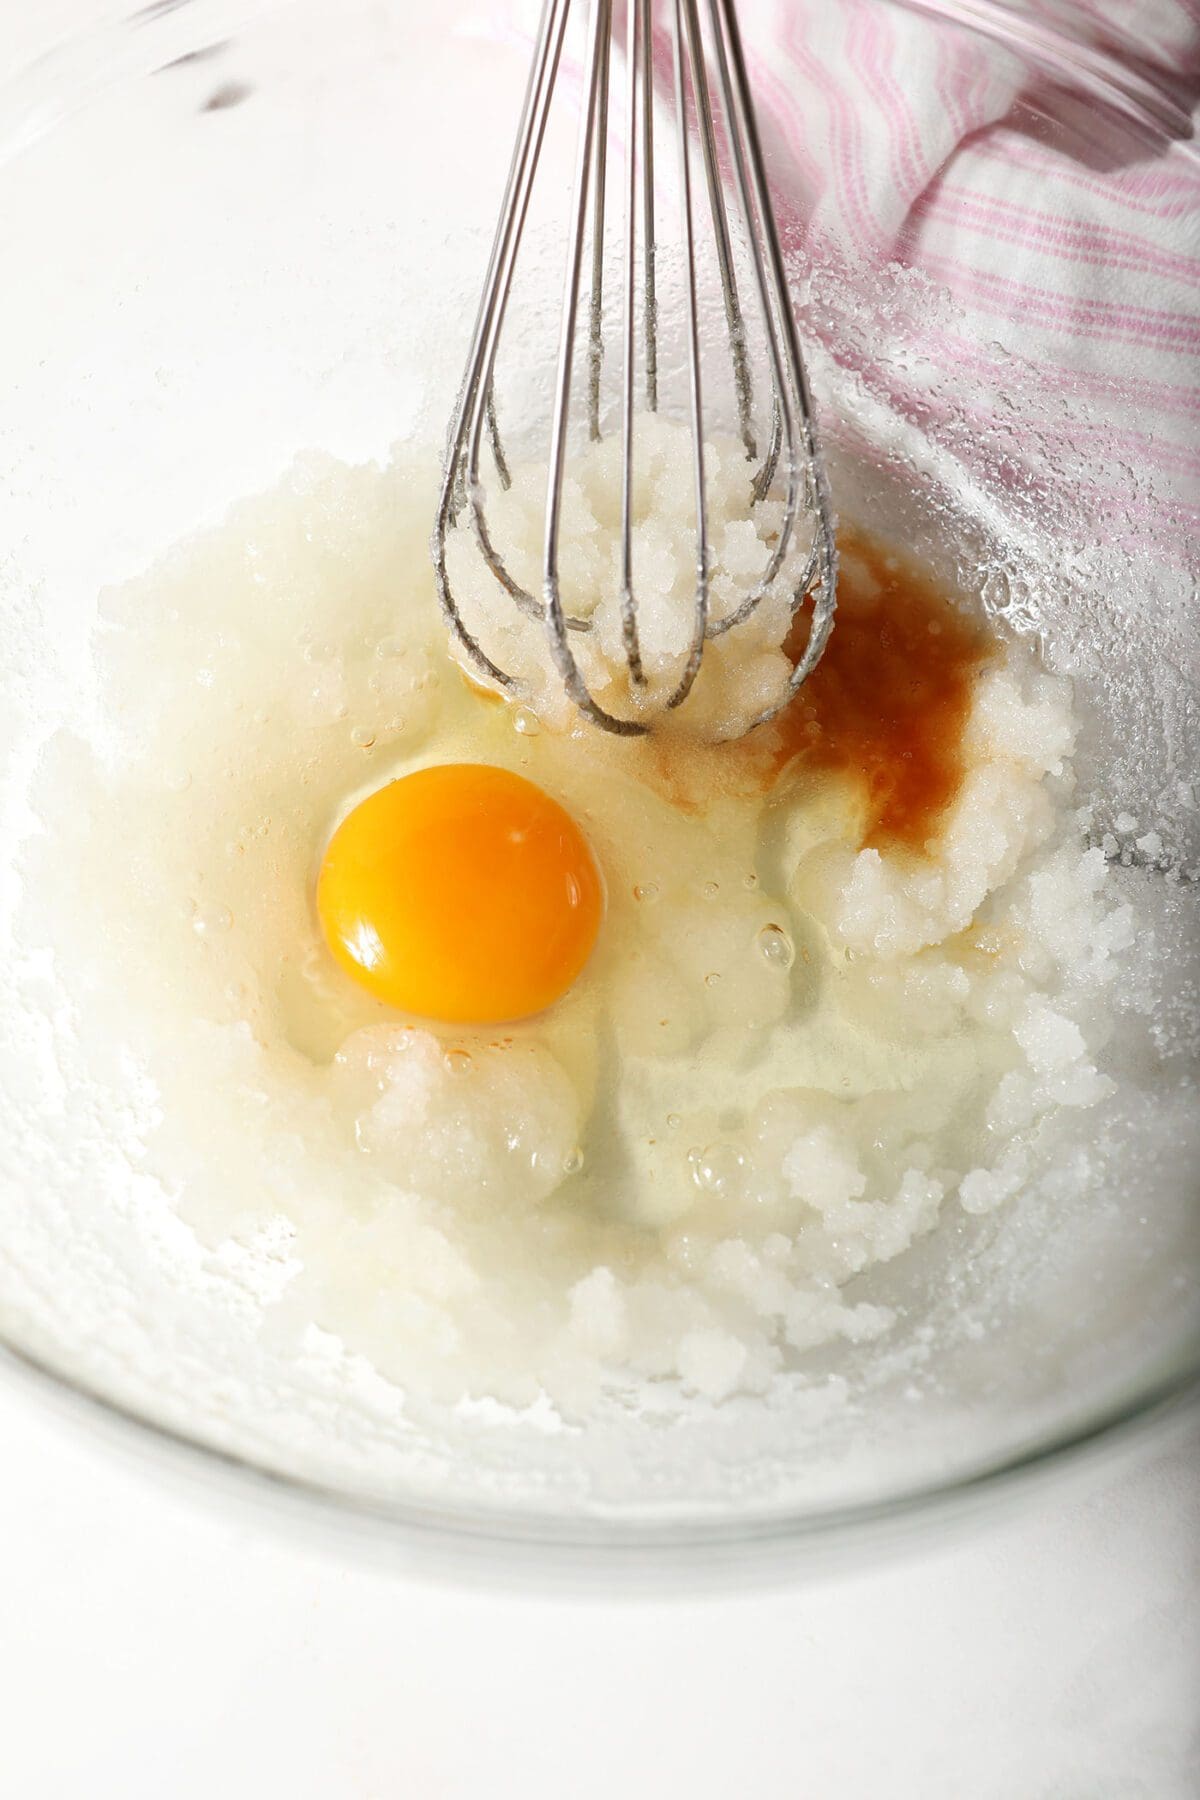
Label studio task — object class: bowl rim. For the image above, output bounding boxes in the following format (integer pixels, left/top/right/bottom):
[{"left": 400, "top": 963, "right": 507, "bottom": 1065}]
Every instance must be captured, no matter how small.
[{"left": 3, "top": 1319, "right": 1197, "bottom": 1585}]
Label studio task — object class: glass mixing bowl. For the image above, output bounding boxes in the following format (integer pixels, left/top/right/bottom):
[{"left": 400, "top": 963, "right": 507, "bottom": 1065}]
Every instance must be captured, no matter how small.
[{"left": 0, "top": 0, "right": 1196, "bottom": 1575}]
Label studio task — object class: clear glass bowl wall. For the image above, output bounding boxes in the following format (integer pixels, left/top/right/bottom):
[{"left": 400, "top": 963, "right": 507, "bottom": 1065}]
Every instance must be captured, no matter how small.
[{"left": 0, "top": 0, "right": 1196, "bottom": 1557}]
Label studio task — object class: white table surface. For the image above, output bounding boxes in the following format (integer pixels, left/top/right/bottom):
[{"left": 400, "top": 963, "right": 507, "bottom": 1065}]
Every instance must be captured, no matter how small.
[{"left": 1, "top": 1365, "right": 1196, "bottom": 1800}]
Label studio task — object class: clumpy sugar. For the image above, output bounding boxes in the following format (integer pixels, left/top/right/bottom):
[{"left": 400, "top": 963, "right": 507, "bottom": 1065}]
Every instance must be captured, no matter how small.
[{"left": 15, "top": 427, "right": 1139, "bottom": 1410}]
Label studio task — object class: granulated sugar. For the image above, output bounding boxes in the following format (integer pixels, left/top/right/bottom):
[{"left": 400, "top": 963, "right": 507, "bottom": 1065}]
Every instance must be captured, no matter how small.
[{"left": 12, "top": 431, "right": 1145, "bottom": 1411}]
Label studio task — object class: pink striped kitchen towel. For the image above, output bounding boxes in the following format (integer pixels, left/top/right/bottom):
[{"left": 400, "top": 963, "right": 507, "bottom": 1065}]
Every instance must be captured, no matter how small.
[
  {"left": 472, "top": 0, "right": 1200, "bottom": 549},
  {"left": 730, "top": 0, "right": 1200, "bottom": 549}
]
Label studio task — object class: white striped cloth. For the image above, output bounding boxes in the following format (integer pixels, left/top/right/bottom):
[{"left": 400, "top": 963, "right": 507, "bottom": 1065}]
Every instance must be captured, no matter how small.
[
  {"left": 475, "top": 0, "right": 1200, "bottom": 558},
  {"left": 728, "top": 0, "right": 1200, "bottom": 558}
]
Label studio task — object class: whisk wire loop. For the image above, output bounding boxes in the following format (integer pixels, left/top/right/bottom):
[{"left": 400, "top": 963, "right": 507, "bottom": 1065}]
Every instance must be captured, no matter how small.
[{"left": 433, "top": 0, "right": 837, "bottom": 738}]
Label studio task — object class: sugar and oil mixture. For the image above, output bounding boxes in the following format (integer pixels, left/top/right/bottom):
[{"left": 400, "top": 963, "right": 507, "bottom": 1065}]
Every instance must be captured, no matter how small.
[{"left": 16, "top": 433, "right": 1135, "bottom": 1408}]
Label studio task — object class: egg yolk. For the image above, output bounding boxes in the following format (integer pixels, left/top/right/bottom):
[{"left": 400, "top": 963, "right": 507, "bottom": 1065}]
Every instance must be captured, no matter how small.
[{"left": 316, "top": 763, "right": 604, "bottom": 1024}]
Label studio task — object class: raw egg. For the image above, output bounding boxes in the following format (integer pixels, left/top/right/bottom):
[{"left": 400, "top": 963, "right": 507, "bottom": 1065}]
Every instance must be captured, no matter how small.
[{"left": 316, "top": 763, "right": 603, "bottom": 1024}]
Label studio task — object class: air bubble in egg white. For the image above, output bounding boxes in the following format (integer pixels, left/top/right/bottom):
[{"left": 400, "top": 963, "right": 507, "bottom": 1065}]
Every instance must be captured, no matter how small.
[
  {"left": 757, "top": 923, "right": 795, "bottom": 970},
  {"left": 692, "top": 1143, "right": 745, "bottom": 1195}
]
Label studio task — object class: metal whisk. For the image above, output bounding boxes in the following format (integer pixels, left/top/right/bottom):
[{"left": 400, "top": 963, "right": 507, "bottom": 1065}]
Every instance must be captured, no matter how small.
[{"left": 432, "top": 0, "right": 837, "bottom": 738}]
